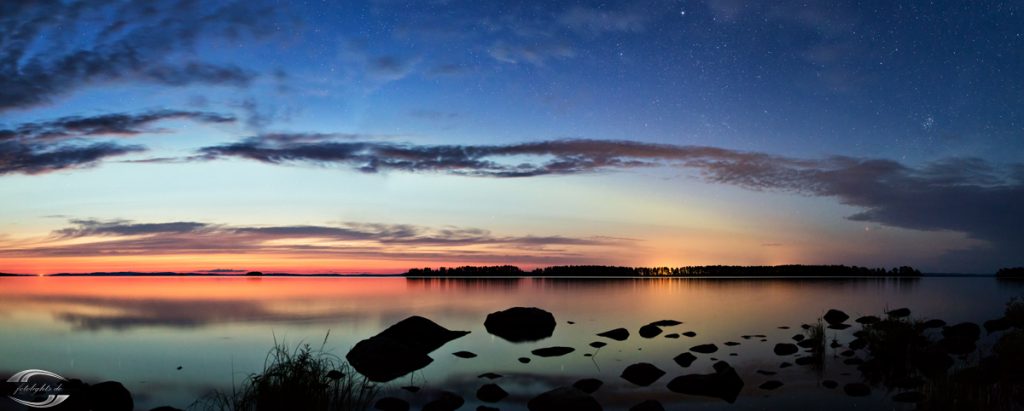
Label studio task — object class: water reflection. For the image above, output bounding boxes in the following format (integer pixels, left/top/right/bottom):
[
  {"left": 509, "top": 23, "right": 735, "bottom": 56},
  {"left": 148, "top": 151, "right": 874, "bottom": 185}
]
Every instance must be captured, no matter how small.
[{"left": 0, "top": 276, "right": 1017, "bottom": 410}]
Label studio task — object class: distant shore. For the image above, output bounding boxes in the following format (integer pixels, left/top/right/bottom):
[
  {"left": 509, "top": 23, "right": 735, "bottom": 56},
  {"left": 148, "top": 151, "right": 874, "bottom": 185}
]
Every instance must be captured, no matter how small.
[{"left": 3, "top": 264, "right": 1020, "bottom": 278}]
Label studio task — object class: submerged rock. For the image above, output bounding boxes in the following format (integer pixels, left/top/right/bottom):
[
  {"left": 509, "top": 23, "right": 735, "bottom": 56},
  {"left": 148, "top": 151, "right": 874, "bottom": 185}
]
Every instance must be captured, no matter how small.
[
  {"left": 620, "top": 363, "right": 666, "bottom": 386},
  {"left": 824, "top": 309, "right": 850, "bottom": 325},
  {"left": 855, "top": 315, "right": 880, "bottom": 324},
  {"left": 943, "top": 322, "right": 981, "bottom": 340},
  {"left": 346, "top": 316, "right": 469, "bottom": 382},
  {"left": 478, "top": 372, "right": 503, "bottom": 379},
  {"left": 527, "top": 387, "right": 602, "bottom": 411},
  {"left": 374, "top": 397, "right": 410, "bottom": 411},
  {"left": 484, "top": 307, "right": 557, "bottom": 343},
  {"left": 773, "top": 343, "right": 798, "bottom": 356},
  {"left": 664, "top": 333, "right": 680, "bottom": 339},
  {"left": 597, "top": 328, "right": 630, "bottom": 341},
  {"left": 453, "top": 351, "right": 477, "bottom": 358},
  {"left": 843, "top": 383, "right": 871, "bottom": 397},
  {"left": 724, "top": 341, "right": 740, "bottom": 346},
  {"left": 532, "top": 346, "right": 575, "bottom": 357},
  {"left": 476, "top": 384, "right": 509, "bottom": 403},
  {"left": 759, "top": 380, "right": 783, "bottom": 390},
  {"left": 689, "top": 344, "right": 718, "bottom": 354},
  {"left": 629, "top": 400, "right": 665, "bottom": 411},
  {"left": 984, "top": 317, "right": 1011, "bottom": 333},
  {"left": 573, "top": 378, "right": 604, "bottom": 394},
  {"left": 887, "top": 307, "right": 911, "bottom": 318},
  {"left": 666, "top": 361, "right": 744, "bottom": 403},
  {"left": 673, "top": 352, "right": 698, "bottom": 367},
  {"left": 589, "top": 341, "right": 607, "bottom": 348},
  {"left": 423, "top": 391, "right": 464, "bottom": 411},
  {"left": 682, "top": 331, "right": 697, "bottom": 337},
  {"left": 892, "top": 391, "right": 926, "bottom": 403},
  {"left": 821, "top": 380, "right": 838, "bottom": 389}
]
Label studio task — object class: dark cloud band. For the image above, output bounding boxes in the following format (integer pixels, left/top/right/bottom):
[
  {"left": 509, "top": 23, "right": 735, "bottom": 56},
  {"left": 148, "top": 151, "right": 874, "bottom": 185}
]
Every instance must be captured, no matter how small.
[{"left": 198, "top": 135, "right": 1024, "bottom": 263}]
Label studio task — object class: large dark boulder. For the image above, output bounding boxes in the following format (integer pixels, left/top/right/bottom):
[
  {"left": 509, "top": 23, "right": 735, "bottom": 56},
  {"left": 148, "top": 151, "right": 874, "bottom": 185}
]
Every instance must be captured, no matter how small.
[
  {"left": 666, "top": 361, "right": 744, "bottom": 403},
  {"left": 89, "top": 381, "right": 133, "bottom": 411},
  {"left": 527, "top": 387, "right": 602, "bottom": 411},
  {"left": 346, "top": 316, "right": 469, "bottom": 382},
  {"left": 620, "top": 363, "right": 666, "bottom": 386},
  {"left": 484, "top": 307, "right": 557, "bottom": 343},
  {"left": 823, "top": 309, "right": 849, "bottom": 325}
]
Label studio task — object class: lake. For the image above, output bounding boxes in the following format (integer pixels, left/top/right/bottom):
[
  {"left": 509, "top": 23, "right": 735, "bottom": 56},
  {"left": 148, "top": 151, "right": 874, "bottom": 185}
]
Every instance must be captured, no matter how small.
[{"left": 1, "top": 276, "right": 1021, "bottom": 410}]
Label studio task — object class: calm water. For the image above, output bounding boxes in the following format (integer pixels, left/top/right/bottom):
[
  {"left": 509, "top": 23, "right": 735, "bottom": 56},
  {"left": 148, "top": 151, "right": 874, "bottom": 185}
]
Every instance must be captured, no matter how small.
[{"left": 1, "top": 276, "right": 1020, "bottom": 410}]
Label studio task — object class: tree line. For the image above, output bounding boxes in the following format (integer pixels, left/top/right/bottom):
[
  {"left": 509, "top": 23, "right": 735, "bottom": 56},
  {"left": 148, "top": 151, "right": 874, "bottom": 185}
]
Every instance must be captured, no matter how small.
[{"left": 405, "top": 264, "right": 922, "bottom": 277}]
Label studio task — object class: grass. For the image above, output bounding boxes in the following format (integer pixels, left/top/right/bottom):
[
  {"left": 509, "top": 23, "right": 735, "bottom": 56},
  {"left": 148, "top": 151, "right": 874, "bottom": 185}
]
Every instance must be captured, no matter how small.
[{"left": 192, "top": 333, "right": 379, "bottom": 411}]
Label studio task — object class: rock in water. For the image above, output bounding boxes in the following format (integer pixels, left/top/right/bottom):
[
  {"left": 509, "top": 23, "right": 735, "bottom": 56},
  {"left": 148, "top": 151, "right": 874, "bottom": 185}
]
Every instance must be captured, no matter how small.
[
  {"left": 759, "top": 380, "right": 783, "bottom": 390},
  {"left": 484, "top": 307, "right": 557, "bottom": 343},
  {"left": 629, "top": 400, "right": 665, "bottom": 411},
  {"left": 843, "top": 383, "right": 871, "bottom": 397},
  {"left": 374, "top": 397, "right": 410, "bottom": 411},
  {"left": 648, "top": 320, "right": 682, "bottom": 327},
  {"left": 597, "top": 328, "right": 630, "bottom": 341},
  {"left": 422, "top": 391, "right": 464, "bottom": 411},
  {"left": 639, "top": 324, "right": 663, "bottom": 338},
  {"left": 476, "top": 384, "right": 509, "bottom": 403},
  {"left": 887, "top": 307, "right": 911, "bottom": 318},
  {"left": 689, "top": 344, "right": 718, "bottom": 354},
  {"left": 673, "top": 352, "right": 698, "bottom": 367},
  {"left": 855, "top": 315, "right": 880, "bottom": 324},
  {"left": 531, "top": 346, "right": 575, "bottom": 357},
  {"left": 572, "top": 378, "right": 604, "bottom": 394},
  {"left": 666, "top": 361, "right": 745, "bottom": 403},
  {"left": 942, "top": 322, "right": 981, "bottom": 340},
  {"left": 527, "top": 387, "right": 602, "bottom": 411},
  {"left": 773, "top": 343, "right": 798, "bottom": 356},
  {"left": 346, "top": 316, "right": 469, "bottom": 382},
  {"left": 823, "top": 309, "right": 849, "bottom": 325},
  {"left": 453, "top": 351, "right": 477, "bottom": 358},
  {"left": 90, "top": 381, "right": 134, "bottom": 411},
  {"left": 620, "top": 363, "right": 666, "bottom": 386}
]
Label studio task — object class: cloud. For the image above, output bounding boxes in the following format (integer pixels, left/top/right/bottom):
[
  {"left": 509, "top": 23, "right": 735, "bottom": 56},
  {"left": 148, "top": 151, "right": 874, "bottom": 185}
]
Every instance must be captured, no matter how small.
[
  {"left": 1, "top": 110, "right": 235, "bottom": 141},
  {"left": 0, "top": 141, "right": 144, "bottom": 175},
  {"left": 0, "top": 219, "right": 622, "bottom": 264},
  {"left": 0, "top": 0, "right": 284, "bottom": 111},
  {"left": 0, "top": 110, "right": 236, "bottom": 175},
  {"left": 487, "top": 41, "right": 575, "bottom": 66},
  {"left": 197, "top": 135, "right": 1024, "bottom": 265},
  {"left": 560, "top": 6, "right": 648, "bottom": 34}
]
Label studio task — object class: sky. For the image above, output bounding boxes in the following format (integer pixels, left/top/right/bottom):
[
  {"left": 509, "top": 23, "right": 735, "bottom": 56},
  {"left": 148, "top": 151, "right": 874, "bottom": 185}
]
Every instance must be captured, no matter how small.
[{"left": 1, "top": 0, "right": 1021, "bottom": 274}]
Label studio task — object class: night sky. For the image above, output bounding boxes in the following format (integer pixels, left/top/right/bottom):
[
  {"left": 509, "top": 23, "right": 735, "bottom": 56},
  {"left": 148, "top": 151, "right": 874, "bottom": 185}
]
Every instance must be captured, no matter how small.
[{"left": 1, "top": 0, "right": 1021, "bottom": 274}]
